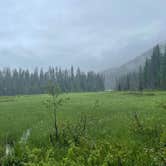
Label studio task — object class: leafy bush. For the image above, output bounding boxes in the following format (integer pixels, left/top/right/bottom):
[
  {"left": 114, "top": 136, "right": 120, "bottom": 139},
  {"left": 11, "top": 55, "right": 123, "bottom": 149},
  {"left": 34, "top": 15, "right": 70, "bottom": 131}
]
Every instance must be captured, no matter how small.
[
  {"left": 1, "top": 137, "right": 166, "bottom": 166},
  {"left": 130, "top": 112, "right": 163, "bottom": 147},
  {"left": 1, "top": 101, "right": 166, "bottom": 165}
]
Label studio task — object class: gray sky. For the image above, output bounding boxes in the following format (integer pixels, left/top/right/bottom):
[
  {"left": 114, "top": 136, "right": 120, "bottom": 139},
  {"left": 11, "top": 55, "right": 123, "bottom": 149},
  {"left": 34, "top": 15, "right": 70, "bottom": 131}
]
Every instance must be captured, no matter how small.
[{"left": 0, "top": 0, "right": 166, "bottom": 71}]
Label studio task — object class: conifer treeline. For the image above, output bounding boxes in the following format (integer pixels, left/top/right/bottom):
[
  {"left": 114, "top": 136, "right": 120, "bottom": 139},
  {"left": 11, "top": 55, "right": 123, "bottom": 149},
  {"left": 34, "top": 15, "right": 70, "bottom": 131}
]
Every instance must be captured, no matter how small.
[
  {"left": 0, "top": 66, "right": 104, "bottom": 96},
  {"left": 116, "top": 45, "right": 166, "bottom": 90}
]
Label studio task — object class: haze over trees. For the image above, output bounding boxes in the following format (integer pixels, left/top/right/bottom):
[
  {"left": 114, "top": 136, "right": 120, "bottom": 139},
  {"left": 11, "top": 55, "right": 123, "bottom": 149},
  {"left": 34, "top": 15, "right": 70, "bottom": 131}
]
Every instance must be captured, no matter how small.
[
  {"left": 0, "top": 66, "right": 104, "bottom": 96},
  {"left": 116, "top": 45, "right": 166, "bottom": 91}
]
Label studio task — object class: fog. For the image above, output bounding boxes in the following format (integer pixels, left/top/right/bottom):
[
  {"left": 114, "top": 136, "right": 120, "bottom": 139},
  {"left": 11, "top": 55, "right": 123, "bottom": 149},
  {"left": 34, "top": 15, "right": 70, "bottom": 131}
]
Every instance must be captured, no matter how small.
[{"left": 0, "top": 0, "right": 166, "bottom": 71}]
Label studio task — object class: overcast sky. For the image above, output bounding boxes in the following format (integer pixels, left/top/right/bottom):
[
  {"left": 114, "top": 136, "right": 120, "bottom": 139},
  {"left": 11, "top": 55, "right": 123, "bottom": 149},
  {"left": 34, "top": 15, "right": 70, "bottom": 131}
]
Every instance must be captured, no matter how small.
[{"left": 0, "top": 0, "right": 166, "bottom": 71}]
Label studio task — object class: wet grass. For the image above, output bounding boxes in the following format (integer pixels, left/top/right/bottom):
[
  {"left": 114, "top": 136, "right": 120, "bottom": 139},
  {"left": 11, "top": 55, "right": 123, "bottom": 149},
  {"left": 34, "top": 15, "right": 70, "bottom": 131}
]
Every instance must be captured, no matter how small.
[{"left": 0, "top": 91, "right": 166, "bottom": 147}]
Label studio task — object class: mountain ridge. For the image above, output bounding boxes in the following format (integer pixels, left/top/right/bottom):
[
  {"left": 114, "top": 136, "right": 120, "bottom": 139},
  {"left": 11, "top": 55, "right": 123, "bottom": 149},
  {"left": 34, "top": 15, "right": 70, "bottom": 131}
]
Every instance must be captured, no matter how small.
[{"left": 103, "top": 42, "right": 166, "bottom": 89}]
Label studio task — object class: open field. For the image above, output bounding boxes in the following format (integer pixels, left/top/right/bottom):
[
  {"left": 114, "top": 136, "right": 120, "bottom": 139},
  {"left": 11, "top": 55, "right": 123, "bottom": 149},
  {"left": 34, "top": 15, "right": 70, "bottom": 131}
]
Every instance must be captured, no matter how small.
[
  {"left": 0, "top": 91, "right": 166, "bottom": 146},
  {"left": 0, "top": 91, "right": 166, "bottom": 165}
]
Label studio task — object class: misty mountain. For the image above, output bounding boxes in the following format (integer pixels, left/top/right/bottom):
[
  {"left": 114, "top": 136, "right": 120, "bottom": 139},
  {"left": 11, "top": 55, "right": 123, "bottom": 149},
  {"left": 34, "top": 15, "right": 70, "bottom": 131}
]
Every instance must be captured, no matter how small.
[
  {"left": 1, "top": 0, "right": 166, "bottom": 71},
  {"left": 103, "top": 42, "right": 166, "bottom": 89}
]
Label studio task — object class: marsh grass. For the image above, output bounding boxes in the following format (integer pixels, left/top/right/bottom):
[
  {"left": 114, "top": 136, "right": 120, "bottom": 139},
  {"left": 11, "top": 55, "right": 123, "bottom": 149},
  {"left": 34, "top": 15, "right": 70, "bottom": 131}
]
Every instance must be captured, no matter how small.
[
  {"left": 0, "top": 96, "right": 16, "bottom": 103},
  {"left": 0, "top": 91, "right": 166, "bottom": 165}
]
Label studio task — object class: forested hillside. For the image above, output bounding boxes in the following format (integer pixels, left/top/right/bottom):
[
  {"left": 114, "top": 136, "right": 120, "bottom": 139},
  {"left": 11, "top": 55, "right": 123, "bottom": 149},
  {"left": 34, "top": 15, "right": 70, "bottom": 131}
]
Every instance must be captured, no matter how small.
[
  {"left": 0, "top": 66, "right": 104, "bottom": 96},
  {"left": 116, "top": 45, "right": 166, "bottom": 90},
  {"left": 103, "top": 42, "right": 166, "bottom": 89}
]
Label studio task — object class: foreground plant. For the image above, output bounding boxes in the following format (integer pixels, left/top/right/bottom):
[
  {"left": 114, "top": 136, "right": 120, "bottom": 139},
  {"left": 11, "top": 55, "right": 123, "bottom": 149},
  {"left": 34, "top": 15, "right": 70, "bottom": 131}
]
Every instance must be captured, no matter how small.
[{"left": 45, "top": 82, "right": 68, "bottom": 143}]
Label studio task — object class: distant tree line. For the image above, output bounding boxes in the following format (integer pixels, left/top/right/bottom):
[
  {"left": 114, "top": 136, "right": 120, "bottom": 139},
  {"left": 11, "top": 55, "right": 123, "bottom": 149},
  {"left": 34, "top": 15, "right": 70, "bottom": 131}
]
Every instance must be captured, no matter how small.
[
  {"left": 0, "top": 66, "right": 104, "bottom": 96},
  {"left": 116, "top": 45, "right": 166, "bottom": 91}
]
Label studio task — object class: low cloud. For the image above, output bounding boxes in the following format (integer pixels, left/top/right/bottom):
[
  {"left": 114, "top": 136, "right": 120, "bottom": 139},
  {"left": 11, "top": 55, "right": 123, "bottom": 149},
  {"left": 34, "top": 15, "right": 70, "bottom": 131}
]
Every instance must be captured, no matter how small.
[{"left": 0, "top": 0, "right": 166, "bottom": 70}]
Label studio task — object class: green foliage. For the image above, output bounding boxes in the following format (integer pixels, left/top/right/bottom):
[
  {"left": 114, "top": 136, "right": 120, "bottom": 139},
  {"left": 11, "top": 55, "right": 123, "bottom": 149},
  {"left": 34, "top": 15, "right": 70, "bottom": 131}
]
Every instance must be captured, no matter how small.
[
  {"left": 130, "top": 112, "right": 163, "bottom": 147},
  {"left": 0, "top": 66, "right": 104, "bottom": 96},
  {"left": 45, "top": 83, "right": 71, "bottom": 144},
  {"left": 117, "top": 45, "right": 166, "bottom": 91},
  {"left": 0, "top": 92, "right": 166, "bottom": 165},
  {"left": 1, "top": 133, "right": 166, "bottom": 166}
]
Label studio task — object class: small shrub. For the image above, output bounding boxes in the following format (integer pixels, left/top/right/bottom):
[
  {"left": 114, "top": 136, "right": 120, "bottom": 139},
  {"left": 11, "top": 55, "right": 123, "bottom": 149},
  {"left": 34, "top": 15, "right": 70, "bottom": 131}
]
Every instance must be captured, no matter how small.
[{"left": 130, "top": 112, "right": 163, "bottom": 147}]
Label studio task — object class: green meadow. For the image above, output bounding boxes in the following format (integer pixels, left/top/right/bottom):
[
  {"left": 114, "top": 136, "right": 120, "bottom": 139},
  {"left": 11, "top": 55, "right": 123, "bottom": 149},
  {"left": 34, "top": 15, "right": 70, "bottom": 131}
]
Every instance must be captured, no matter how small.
[
  {"left": 0, "top": 91, "right": 166, "bottom": 145},
  {"left": 0, "top": 91, "right": 166, "bottom": 165}
]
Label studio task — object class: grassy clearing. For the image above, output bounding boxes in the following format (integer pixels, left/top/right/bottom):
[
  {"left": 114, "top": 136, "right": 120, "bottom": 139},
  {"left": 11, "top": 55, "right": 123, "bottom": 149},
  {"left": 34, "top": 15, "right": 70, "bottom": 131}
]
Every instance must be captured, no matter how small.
[
  {"left": 0, "top": 91, "right": 166, "bottom": 165},
  {"left": 0, "top": 91, "right": 166, "bottom": 147}
]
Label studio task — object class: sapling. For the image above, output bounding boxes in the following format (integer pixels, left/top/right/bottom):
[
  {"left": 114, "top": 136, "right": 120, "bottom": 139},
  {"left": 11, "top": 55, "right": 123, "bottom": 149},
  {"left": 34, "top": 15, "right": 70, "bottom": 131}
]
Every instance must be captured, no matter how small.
[{"left": 45, "top": 82, "right": 65, "bottom": 142}]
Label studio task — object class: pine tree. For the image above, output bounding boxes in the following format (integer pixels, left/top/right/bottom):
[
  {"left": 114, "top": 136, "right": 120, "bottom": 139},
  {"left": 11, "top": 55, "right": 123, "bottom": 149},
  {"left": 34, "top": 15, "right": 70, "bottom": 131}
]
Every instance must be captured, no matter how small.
[
  {"left": 0, "top": 67, "right": 104, "bottom": 95},
  {"left": 138, "top": 67, "right": 143, "bottom": 91},
  {"left": 151, "top": 45, "right": 161, "bottom": 88},
  {"left": 160, "top": 48, "right": 166, "bottom": 89}
]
